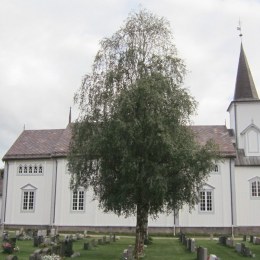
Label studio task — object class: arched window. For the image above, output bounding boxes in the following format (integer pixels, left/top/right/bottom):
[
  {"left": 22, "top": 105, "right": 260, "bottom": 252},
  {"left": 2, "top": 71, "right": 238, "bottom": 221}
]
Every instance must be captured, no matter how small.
[
  {"left": 249, "top": 177, "right": 260, "bottom": 198},
  {"left": 29, "top": 165, "right": 33, "bottom": 174},
  {"left": 24, "top": 165, "right": 28, "bottom": 173},
  {"left": 34, "top": 165, "right": 38, "bottom": 174},
  {"left": 39, "top": 165, "right": 43, "bottom": 174},
  {"left": 18, "top": 165, "right": 23, "bottom": 174}
]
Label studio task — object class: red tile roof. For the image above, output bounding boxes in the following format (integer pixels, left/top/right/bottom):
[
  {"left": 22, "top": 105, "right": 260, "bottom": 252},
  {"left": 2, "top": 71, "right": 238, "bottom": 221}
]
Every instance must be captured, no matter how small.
[
  {"left": 191, "top": 125, "right": 236, "bottom": 157},
  {"left": 3, "top": 124, "right": 235, "bottom": 160},
  {"left": 3, "top": 124, "right": 72, "bottom": 160}
]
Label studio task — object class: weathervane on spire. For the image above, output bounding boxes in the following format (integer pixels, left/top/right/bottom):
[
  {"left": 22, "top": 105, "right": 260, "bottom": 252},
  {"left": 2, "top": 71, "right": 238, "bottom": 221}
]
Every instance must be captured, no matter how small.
[{"left": 237, "top": 19, "right": 243, "bottom": 39}]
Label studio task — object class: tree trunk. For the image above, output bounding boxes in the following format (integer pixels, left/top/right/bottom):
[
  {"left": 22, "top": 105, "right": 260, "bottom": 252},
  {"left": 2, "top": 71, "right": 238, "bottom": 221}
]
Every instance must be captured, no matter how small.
[{"left": 134, "top": 204, "right": 148, "bottom": 259}]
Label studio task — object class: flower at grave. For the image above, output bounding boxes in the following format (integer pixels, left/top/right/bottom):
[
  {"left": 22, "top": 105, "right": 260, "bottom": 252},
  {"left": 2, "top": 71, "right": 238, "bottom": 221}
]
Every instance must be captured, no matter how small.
[
  {"left": 14, "top": 246, "right": 20, "bottom": 252},
  {"left": 2, "top": 242, "right": 13, "bottom": 254},
  {"left": 41, "top": 254, "right": 62, "bottom": 260}
]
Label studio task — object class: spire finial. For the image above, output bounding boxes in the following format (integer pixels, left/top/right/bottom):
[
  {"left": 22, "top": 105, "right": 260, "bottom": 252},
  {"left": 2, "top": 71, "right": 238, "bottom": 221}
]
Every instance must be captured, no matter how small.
[
  {"left": 237, "top": 19, "right": 243, "bottom": 39},
  {"left": 69, "top": 107, "right": 72, "bottom": 124}
]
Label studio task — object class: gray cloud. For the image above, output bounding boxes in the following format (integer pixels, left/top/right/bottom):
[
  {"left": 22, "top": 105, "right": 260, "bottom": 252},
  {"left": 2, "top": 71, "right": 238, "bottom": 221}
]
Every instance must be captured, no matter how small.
[{"left": 1, "top": 0, "right": 260, "bottom": 167}]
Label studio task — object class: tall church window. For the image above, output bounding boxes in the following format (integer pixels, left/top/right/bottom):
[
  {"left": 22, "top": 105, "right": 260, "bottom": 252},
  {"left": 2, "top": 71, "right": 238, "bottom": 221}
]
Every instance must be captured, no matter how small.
[
  {"left": 199, "top": 185, "right": 214, "bottom": 213},
  {"left": 250, "top": 177, "right": 260, "bottom": 198},
  {"left": 21, "top": 184, "right": 37, "bottom": 212},
  {"left": 72, "top": 189, "right": 85, "bottom": 211},
  {"left": 22, "top": 191, "right": 35, "bottom": 211}
]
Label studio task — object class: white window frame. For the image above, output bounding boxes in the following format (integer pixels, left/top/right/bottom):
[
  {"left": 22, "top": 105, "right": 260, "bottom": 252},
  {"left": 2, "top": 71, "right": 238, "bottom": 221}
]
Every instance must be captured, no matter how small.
[
  {"left": 17, "top": 163, "right": 44, "bottom": 176},
  {"left": 199, "top": 184, "right": 215, "bottom": 214},
  {"left": 21, "top": 184, "right": 37, "bottom": 212},
  {"left": 249, "top": 177, "right": 260, "bottom": 199},
  {"left": 71, "top": 189, "right": 85, "bottom": 212},
  {"left": 211, "top": 163, "right": 220, "bottom": 174}
]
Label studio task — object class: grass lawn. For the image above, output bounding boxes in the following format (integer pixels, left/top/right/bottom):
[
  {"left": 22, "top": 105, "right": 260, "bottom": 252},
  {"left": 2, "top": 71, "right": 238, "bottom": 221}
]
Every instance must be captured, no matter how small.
[{"left": 1, "top": 235, "right": 260, "bottom": 259}]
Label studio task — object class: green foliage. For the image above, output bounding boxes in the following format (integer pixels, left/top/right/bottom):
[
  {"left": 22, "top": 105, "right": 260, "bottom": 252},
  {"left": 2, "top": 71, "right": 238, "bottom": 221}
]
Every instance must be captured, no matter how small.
[{"left": 69, "top": 9, "right": 219, "bottom": 257}]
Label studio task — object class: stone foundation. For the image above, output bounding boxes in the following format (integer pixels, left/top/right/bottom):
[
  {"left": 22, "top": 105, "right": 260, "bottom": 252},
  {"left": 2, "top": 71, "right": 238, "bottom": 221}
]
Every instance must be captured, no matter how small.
[{"left": 3, "top": 224, "right": 260, "bottom": 235}]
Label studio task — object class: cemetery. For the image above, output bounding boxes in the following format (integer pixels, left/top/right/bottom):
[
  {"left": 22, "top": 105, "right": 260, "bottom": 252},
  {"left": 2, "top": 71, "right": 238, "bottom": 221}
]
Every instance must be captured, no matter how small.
[{"left": 1, "top": 228, "right": 260, "bottom": 259}]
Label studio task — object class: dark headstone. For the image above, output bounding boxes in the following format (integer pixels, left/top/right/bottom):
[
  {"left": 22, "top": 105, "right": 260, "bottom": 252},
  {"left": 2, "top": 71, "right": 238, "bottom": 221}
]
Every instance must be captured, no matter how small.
[
  {"left": 243, "top": 235, "right": 247, "bottom": 241},
  {"left": 84, "top": 242, "right": 90, "bottom": 250},
  {"left": 60, "top": 239, "right": 73, "bottom": 257},
  {"left": 98, "top": 238, "right": 103, "bottom": 245}
]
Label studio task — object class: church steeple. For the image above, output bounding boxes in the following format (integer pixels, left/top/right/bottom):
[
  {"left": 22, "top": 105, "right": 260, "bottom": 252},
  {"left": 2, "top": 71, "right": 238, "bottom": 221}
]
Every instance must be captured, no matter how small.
[{"left": 233, "top": 44, "right": 259, "bottom": 101}]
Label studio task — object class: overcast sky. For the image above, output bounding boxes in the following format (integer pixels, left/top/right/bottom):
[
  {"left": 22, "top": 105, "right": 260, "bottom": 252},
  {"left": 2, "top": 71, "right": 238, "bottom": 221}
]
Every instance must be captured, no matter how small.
[{"left": 1, "top": 0, "right": 260, "bottom": 168}]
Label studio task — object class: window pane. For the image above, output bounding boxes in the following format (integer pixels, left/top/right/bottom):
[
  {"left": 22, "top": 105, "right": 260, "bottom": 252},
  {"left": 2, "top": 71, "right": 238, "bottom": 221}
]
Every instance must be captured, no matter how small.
[
  {"left": 252, "top": 181, "right": 257, "bottom": 197},
  {"left": 207, "top": 191, "right": 212, "bottom": 211},
  {"left": 23, "top": 191, "right": 28, "bottom": 210},
  {"left": 200, "top": 191, "right": 205, "bottom": 211},
  {"left": 29, "top": 191, "right": 34, "bottom": 210}
]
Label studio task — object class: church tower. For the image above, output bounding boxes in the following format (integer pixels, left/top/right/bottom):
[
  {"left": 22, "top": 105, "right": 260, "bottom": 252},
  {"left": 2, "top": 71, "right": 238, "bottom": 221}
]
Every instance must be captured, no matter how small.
[{"left": 228, "top": 44, "right": 260, "bottom": 156}]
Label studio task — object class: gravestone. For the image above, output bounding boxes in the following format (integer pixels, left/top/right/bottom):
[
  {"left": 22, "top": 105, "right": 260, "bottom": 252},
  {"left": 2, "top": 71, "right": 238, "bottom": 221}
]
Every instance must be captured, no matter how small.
[
  {"left": 50, "top": 228, "right": 56, "bottom": 237},
  {"left": 127, "top": 245, "right": 133, "bottom": 260},
  {"left": 122, "top": 248, "right": 128, "bottom": 259},
  {"left": 235, "top": 243, "right": 242, "bottom": 253},
  {"left": 83, "top": 242, "right": 90, "bottom": 250},
  {"left": 250, "top": 235, "right": 254, "bottom": 243},
  {"left": 98, "top": 238, "right": 103, "bottom": 245},
  {"left": 190, "top": 238, "right": 196, "bottom": 253},
  {"left": 33, "top": 236, "right": 44, "bottom": 247},
  {"left": 208, "top": 255, "right": 218, "bottom": 260},
  {"left": 218, "top": 236, "right": 227, "bottom": 245},
  {"left": 91, "top": 239, "right": 97, "bottom": 247},
  {"left": 2, "top": 231, "right": 9, "bottom": 241},
  {"left": 197, "top": 247, "right": 207, "bottom": 260},
  {"left": 41, "top": 230, "right": 47, "bottom": 237},
  {"left": 84, "top": 230, "right": 88, "bottom": 238},
  {"left": 103, "top": 236, "right": 106, "bottom": 244},
  {"left": 255, "top": 237, "right": 260, "bottom": 245},
  {"left": 243, "top": 235, "right": 247, "bottom": 241},
  {"left": 226, "top": 237, "right": 235, "bottom": 247},
  {"left": 60, "top": 239, "right": 73, "bottom": 257}
]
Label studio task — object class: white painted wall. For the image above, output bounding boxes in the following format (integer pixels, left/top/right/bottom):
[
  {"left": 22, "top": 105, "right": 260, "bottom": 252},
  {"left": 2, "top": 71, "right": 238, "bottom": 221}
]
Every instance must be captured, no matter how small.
[
  {"left": 4, "top": 160, "right": 54, "bottom": 225},
  {"left": 234, "top": 166, "right": 260, "bottom": 226},
  {"left": 178, "top": 160, "right": 233, "bottom": 227},
  {"left": 229, "top": 102, "right": 260, "bottom": 151}
]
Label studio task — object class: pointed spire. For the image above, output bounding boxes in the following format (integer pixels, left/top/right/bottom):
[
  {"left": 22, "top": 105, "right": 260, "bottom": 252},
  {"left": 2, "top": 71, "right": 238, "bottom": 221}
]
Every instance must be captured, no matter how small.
[
  {"left": 233, "top": 44, "right": 259, "bottom": 101},
  {"left": 68, "top": 107, "right": 72, "bottom": 124}
]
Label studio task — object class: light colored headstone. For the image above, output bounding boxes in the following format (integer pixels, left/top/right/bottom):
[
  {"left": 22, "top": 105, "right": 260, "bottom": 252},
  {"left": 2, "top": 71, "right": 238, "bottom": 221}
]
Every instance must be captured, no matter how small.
[
  {"left": 127, "top": 245, "right": 133, "bottom": 260},
  {"left": 41, "top": 229, "right": 47, "bottom": 237},
  {"left": 209, "top": 255, "right": 218, "bottom": 260},
  {"left": 190, "top": 238, "right": 196, "bottom": 253},
  {"left": 50, "top": 228, "right": 56, "bottom": 237},
  {"left": 37, "top": 230, "right": 42, "bottom": 237}
]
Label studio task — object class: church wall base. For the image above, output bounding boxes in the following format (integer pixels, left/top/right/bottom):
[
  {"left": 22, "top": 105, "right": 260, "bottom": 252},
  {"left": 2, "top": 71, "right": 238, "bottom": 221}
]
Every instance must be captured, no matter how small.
[{"left": 2, "top": 224, "right": 260, "bottom": 235}]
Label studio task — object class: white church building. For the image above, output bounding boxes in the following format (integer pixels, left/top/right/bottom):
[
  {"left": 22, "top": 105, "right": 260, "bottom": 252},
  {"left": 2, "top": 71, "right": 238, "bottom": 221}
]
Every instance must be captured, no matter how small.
[{"left": 1, "top": 44, "right": 260, "bottom": 234}]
